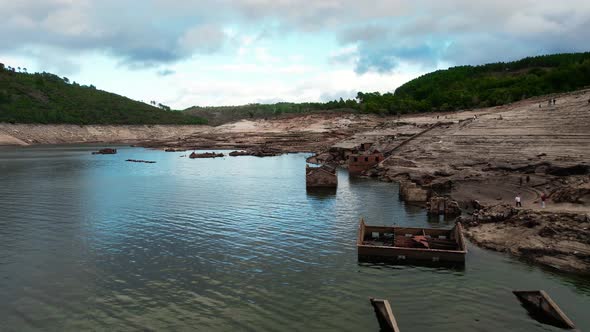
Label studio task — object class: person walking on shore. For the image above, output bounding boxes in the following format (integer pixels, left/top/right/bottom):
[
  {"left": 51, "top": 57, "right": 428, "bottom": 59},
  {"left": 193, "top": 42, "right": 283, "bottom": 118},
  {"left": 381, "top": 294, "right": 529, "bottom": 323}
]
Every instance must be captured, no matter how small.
[
  {"left": 515, "top": 194, "right": 522, "bottom": 207},
  {"left": 541, "top": 192, "right": 547, "bottom": 208}
]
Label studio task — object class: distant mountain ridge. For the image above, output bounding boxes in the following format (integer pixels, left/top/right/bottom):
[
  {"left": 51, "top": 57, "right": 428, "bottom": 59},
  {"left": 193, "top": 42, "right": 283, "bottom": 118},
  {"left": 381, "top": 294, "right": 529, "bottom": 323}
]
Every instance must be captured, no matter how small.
[{"left": 0, "top": 64, "right": 207, "bottom": 125}]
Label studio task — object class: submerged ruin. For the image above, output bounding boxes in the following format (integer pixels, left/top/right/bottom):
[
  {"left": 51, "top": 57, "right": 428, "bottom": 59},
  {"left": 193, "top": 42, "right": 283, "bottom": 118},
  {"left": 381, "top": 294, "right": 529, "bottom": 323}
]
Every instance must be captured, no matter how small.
[
  {"left": 92, "top": 148, "right": 117, "bottom": 155},
  {"left": 357, "top": 219, "right": 467, "bottom": 265},
  {"left": 306, "top": 165, "right": 338, "bottom": 188},
  {"left": 189, "top": 152, "right": 224, "bottom": 159},
  {"left": 346, "top": 143, "right": 384, "bottom": 175}
]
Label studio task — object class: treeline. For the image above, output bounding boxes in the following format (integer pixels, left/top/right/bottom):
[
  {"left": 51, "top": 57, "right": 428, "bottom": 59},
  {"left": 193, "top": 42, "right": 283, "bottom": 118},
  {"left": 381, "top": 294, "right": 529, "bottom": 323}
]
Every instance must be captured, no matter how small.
[
  {"left": 4, "top": 52, "right": 588, "bottom": 125},
  {"left": 186, "top": 52, "right": 590, "bottom": 124},
  {"left": 184, "top": 100, "right": 358, "bottom": 125},
  {"left": 0, "top": 64, "right": 207, "bottom": 125},
  {"left": 358, "top": 52, "right": 590, "bottom": 114}
]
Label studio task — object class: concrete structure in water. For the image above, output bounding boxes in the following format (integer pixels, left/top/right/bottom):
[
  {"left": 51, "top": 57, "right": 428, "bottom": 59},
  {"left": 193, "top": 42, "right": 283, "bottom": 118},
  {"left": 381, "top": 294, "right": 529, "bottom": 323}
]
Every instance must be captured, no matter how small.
[
  {"left": 357, "top": 219, "right": 467, "bottom": 265},
  {"left": 306, "top": 165, "right": 338, "bottom": 188}
]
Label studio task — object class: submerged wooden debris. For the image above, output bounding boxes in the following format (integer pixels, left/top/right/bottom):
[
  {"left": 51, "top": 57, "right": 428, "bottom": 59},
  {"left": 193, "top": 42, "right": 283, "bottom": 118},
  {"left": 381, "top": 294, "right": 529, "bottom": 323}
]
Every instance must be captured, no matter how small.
[
  {"left": 306, "top": 165, "right": 337, "bottom": 188},
  {"left": 126, "top": 159, "right": 156, "bottom": 164},
  {"left": 513, "top": 290, "right": 575, "bottom": 329},
  {"left": 189, "top": 152, "right": 224, "bottom": 159},
  {"left": 91, "top": 148, "right": 117, "bottom": 155},
  {"left": 357, "top": 219, "right": 466, "bottom": 265},
  {"left": 369, "top": 298, "right": 400, "bottom": 332}
]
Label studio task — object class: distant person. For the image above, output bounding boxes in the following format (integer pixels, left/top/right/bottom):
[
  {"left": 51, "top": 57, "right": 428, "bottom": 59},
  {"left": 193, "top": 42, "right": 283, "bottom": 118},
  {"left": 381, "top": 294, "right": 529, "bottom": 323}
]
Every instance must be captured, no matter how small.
[
  {"left": 519, "top": 177, "right": 523, "bottom": 186},
  {"left": 587, "top": 98, "right": 590, "bottom": 105},
  {"left": 548, "top": 99, "right": 552, "bottom": 106},
  {"left": 437, "top": 115, "right": 439, "bottom": 119},
  {"left": 515, "top": 194, "right": 522, "bottom": 207},
  {"left": 539, "top": 103, "right": 542, "bottom": 108},
  {"left": 541, "top": 193, "right": 547, "bottom": 208},
  {"left": 553, "top": 98, "right": 556, "bottom": 105},
  {"left": 526, "top": 175, "right": 530, "bottom": 184}
]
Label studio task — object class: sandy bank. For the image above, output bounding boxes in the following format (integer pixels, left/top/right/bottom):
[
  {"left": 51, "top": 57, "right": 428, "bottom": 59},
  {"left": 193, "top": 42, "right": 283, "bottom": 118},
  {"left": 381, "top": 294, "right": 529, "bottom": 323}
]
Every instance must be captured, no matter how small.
[{"left": 0, "top": 124, "right": 208, "bottom": 146}]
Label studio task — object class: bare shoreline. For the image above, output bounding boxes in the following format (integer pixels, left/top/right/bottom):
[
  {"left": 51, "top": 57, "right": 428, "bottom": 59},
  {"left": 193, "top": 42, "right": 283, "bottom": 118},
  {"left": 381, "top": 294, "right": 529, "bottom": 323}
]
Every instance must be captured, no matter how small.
[{"left": 1, "top": 89, "right": 589, "bottom": 274}]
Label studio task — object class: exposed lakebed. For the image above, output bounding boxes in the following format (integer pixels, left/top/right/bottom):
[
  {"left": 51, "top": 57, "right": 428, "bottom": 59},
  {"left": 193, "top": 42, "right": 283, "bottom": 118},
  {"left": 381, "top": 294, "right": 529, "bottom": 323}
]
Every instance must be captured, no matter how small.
[{"left": 0, "top": 145, "right": 589, "bottom": 331}]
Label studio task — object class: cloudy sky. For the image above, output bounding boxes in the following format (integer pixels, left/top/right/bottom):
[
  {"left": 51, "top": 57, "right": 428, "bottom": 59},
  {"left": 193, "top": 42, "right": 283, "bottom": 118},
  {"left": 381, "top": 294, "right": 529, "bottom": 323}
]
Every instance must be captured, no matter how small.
[{"left": 1, "top": 1, "right": 588, "bottom": 108}]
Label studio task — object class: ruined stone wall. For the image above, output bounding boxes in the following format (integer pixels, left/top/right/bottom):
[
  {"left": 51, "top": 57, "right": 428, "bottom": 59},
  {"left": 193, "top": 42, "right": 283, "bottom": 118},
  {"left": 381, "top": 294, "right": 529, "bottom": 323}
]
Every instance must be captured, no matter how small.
[
  {"left": 306, "top": 169, "right": 337, "bottom": 188},
  {"left": 399, "top": 181, "right": 429, "bottom": 202},
  {"left": 349, "top": 153, "right": 384, "bottom": 174}
]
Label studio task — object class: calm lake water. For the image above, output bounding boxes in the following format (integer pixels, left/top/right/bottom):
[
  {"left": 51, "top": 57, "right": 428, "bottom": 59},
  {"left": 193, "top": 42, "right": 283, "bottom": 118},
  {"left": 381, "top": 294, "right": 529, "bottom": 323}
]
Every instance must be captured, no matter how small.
[{"left": 0, "top": 145, "right": 589, "bottom": 331}]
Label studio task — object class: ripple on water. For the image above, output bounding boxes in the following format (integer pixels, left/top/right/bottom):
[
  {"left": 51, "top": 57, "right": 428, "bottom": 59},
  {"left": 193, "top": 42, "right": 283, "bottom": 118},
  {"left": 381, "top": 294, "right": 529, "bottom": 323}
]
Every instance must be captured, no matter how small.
[{"left": 0, "top": 146, "right": 588, "bottom": 331}]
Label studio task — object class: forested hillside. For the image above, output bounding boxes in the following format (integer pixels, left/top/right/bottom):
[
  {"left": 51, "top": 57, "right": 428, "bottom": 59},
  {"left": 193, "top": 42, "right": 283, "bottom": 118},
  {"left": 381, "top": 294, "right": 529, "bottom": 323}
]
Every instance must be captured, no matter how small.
[
  {"left": 0, "top": 64, "right": 207, "bottom": 125},
  {"left": 184, "top": 100, "right": 356, "bottom": 125},
  {"left": 358, "top": 52, "right": 590, "bottom": 113},
  {"left": 3, "top": 52, "right": 589, "bottom": 126},
  {"left": 185, "top": 53, "right": 590, "bottom": 124}
]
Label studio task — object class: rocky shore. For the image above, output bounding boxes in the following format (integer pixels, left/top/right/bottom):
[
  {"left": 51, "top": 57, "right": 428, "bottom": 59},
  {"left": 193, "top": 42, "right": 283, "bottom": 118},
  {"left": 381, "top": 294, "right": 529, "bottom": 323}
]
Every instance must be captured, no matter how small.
[{"left": 460, "top": 204, "right": 590, "bottom": 273}]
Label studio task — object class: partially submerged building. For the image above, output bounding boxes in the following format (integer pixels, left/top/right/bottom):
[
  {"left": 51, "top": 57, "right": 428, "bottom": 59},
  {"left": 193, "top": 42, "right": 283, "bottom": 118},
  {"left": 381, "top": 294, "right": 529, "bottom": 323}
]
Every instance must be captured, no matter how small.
[
  {"left": 306, "top": 165, "right": 338, "bottom": 188},
  {"left": 348, "top": 148, "right": 383, "bottom": 174},
  {"left": 329, "top": 141, "right": 359, "bottom": 161},
  {"left": 357, "top": 219, "right": 467, "bottom": 265}
]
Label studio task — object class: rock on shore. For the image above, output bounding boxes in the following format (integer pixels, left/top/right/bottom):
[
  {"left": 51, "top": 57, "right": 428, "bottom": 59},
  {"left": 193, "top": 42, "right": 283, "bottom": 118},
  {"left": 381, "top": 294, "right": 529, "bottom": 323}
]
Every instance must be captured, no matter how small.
[{"left": 460, "top": 206, "right": 590, "bottom": 274}]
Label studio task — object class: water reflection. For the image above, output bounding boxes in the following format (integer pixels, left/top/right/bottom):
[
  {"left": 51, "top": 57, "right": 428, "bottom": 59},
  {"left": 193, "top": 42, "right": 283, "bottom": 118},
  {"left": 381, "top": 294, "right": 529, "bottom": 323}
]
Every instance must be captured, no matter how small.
[
  {"left": 0, "top": 146, "right": 588, "bottom": 331},
  {"left": 306, "top": 187, "right": 337, "bottom": 199}
]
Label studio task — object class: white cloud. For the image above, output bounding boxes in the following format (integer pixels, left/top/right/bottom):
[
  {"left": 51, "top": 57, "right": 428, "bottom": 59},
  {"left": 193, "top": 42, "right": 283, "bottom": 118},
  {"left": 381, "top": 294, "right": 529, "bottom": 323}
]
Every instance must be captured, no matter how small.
[{"left": 178, "top": 24, "right": 228, "bottom": 55}]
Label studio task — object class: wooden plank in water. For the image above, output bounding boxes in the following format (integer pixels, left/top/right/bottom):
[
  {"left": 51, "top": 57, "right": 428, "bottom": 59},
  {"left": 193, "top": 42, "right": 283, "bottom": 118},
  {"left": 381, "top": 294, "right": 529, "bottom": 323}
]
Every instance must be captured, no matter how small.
[
  {"left": 369, "top": 298, "right": 400, "bottom": 332},
  {"left": 513, "top": 290, "right": 575, "bottom": 329}
]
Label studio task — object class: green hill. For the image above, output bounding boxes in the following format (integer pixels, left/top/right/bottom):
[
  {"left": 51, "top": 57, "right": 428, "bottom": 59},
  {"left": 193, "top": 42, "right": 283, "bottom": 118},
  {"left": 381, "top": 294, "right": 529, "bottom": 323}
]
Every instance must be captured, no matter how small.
[
  {"left": 3, "top": 52, "right": 589, "bottom": 125},
  {"left": 0, "top": 64, "right": 207, "bottom": 125},
  {"left": 186, "top": 52, "right": 590, "bottom": 124},
  {"left": 184, "top": 100, "right": 356, "bottom": 126},
  {"left": 358, "top": 52, "right": 590, "bottom": 113}
]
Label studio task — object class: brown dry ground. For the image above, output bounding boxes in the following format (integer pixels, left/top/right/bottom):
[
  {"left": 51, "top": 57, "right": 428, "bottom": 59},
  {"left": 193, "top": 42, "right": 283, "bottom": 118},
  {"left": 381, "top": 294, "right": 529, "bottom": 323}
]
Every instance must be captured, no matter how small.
[
  {"left": 368, "top": 89, "right": 590, "bottom": 274},
  {"left": 1, "top": 90, "right": 589, "bottom": 273},
  {"left": 140, "top": 112, "right": 383, "bottom": 153},
  {"left": 0, "top": 124, "right": 209, "bottom": 146}
]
